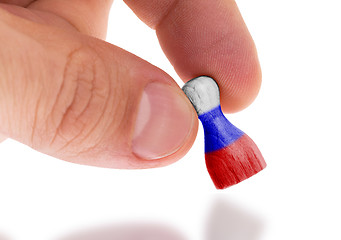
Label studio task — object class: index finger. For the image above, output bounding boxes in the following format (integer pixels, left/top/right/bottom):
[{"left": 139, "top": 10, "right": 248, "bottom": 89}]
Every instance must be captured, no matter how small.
[{"left": 124, "top": 0, "right": 261, "bottom": 113}]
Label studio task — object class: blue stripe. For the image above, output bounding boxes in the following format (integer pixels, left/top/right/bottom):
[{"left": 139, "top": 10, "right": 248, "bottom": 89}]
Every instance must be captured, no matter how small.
[{"left": 198, "top": 106, "right": 244, "bottom": 153}]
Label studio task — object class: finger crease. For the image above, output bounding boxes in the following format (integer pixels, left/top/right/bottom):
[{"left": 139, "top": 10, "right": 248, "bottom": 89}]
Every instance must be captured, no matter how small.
[{"left": 155, "top": 0, "right": 180, "bottom": 29}]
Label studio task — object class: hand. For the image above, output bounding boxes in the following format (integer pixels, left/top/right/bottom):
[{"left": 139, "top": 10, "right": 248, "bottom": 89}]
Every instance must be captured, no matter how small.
[{"left": 0, "top": 0, "right": 261, "bottom": 168}]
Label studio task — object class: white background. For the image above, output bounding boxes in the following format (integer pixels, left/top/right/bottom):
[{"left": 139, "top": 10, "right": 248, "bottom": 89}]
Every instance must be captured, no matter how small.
[{"left": 1, "top": 0, "right": 341, "bottom": 239}]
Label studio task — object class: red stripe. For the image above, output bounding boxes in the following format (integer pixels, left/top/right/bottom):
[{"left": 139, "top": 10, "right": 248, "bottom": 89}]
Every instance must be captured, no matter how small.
[{"left": 205, "top": 134, "right": 266, "bottom": 189}]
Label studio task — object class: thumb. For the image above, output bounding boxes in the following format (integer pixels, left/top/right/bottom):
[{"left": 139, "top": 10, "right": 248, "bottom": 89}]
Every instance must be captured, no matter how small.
[{"left": 0, "top": 10, "right": 197, "bottom": 168}]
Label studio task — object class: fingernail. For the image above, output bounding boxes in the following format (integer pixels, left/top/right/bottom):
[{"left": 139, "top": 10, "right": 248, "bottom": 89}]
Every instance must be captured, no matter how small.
[{"left": 132, "top": 82, "right": 195, "bottom": 160}]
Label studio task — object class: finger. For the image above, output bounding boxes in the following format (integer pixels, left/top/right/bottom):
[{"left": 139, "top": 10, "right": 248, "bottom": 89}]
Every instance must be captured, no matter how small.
[
  {"left": 0, "top": 133, "right": 7, "bottom": 143},
  {"left": 124, "top": 0, "right": 262, "bottom": 113},
  {"left": 0, "top": 0, "right": 34, "bottom": 6},
  {"left": 0, "top": 9, "right": 197, "bottom": 168},
  {"left": 27, "top": 0, "right": 114, "bottom": 39}
]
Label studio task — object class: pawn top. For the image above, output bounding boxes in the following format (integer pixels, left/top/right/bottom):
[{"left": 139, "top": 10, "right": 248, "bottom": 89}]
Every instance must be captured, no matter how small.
[{"left": 182, "top": 76, "right": 220, "bottom": 116}]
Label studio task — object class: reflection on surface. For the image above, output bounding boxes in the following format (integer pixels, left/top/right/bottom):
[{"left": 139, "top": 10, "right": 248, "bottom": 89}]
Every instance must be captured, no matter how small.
[
  {"left": 0, "top": 233, "right": 10, "bottom": 240},
  {"left": 58, "top": 223, "right": 186, "bottom": 240},
  {"left": 206, "top": 197, "right": 264, "bottom": 240},
  {"left": 55, "top": 197, "right": 263, "bottom": 240}
]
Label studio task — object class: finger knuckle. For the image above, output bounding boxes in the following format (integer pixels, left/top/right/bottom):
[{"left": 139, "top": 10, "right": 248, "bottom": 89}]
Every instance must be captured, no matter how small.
[{"left": 48, "top": 46, "right": 111, "bottom": 152}]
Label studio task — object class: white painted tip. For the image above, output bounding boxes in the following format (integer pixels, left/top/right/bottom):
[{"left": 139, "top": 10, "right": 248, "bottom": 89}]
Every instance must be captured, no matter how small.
[{"left": 182, "top": 76, "right": 220, "bottom": 116}]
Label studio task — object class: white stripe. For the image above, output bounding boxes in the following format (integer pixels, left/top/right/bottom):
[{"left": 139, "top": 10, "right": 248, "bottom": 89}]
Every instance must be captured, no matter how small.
[{"left": 182, "top": 76, "right": 220, "bottom": 116}]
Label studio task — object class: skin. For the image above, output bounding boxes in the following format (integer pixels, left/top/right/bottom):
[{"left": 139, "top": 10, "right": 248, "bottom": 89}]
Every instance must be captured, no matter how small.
[{"left": 0, "top": 0, "right": 261, "bottom": 169}]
